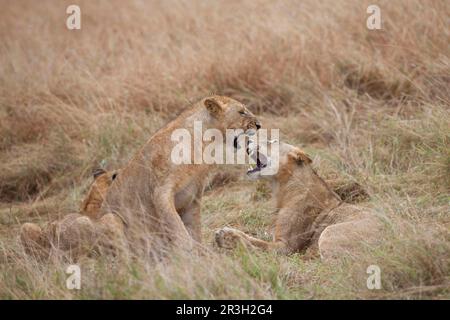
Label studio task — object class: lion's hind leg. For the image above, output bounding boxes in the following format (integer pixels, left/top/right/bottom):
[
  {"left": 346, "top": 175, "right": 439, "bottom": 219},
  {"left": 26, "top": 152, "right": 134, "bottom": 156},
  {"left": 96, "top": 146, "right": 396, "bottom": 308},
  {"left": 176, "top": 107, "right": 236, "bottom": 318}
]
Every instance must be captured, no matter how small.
[
  {"left": 97, "top": 213, "right": 128, "bottom": 257},
  {"left": 48, "top": 214, "right": 97, "bottom": 253},
  {"left": 20, "top": 222, "right": 51, "bottom": 256},
  {"left": 318, "top": 217, "right": 380, "bottom": 261}
]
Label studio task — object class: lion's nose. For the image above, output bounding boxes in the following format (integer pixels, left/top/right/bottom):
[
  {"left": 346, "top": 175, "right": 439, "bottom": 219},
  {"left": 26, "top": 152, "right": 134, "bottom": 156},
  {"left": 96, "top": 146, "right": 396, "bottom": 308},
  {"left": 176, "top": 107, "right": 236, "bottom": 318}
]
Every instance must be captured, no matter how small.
[{"left": 255, "top": 121, "right": 261, "bottom": 130}]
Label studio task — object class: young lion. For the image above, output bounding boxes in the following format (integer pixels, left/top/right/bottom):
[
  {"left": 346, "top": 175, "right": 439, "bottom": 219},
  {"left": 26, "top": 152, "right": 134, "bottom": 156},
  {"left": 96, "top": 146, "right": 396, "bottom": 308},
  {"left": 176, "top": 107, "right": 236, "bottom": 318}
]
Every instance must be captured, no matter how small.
[
  {"left": 215, "top": 140, "right": 382, "bottom": 260},
  {"left": 20, "top": 168, "right": 124, "bottom": 256},
  {"left": 80, "top": 168, "right": 119, "bottom": 220},
  {"left": 100, "top": 96, "right": 261, "bottom": 253}
]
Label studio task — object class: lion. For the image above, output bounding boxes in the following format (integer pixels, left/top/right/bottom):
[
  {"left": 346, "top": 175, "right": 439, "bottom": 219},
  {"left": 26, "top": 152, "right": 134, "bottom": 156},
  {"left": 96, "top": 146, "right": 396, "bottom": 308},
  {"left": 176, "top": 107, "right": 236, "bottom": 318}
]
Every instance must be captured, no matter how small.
[
  {"left": 214, "top": 139, "right": 382, "bottom": 260},
  {"left": 80, "top": 168, "right": 120, "bottom": 220},
  {"left": 100, "top": 95, "right": 260, "bottom": 253},
  {"left": 20, "top": 168, "right": 124, "bottom": 256}
]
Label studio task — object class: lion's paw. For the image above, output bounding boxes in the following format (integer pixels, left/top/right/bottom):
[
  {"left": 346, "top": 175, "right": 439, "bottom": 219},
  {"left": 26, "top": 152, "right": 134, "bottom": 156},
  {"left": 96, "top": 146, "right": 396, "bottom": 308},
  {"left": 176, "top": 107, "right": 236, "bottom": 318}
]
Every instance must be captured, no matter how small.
[{"left": 214, "top": 227, "right": 244, "bottom": 249}]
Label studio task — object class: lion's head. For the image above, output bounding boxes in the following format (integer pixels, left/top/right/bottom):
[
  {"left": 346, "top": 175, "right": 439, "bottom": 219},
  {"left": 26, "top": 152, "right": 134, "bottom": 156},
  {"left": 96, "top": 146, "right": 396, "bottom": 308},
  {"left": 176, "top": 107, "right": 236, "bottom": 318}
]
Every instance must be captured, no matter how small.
[
  {"left": 202, "top": 96, "right": 261, "bottom": 147},
  {"left": 80, "top": 168, "right": 119, "bottom": 220},
  {"left": 245, "top": 138, "right": 311, "bottom": 182}
]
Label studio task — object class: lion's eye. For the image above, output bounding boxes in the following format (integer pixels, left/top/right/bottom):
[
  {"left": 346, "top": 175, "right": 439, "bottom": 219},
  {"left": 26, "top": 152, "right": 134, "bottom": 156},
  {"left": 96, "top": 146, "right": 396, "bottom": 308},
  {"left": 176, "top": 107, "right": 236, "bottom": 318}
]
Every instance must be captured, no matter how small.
[{"left": 239, "top": 110, "right": 246, "bottom": 116}]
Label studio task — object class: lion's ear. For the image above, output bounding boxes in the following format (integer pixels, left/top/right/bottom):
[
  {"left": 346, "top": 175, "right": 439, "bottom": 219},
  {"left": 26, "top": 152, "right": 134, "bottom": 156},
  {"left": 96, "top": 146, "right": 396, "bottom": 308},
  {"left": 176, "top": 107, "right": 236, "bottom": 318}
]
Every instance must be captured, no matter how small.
[
  {"left": 92, "top": 168, "right": 106, "bottom": 179},
  {"left": 288, "top": 148, "right": 312, "bottom": 166},
  {"left": 204, "top": 97, "right": 223, "bottom": 117}
]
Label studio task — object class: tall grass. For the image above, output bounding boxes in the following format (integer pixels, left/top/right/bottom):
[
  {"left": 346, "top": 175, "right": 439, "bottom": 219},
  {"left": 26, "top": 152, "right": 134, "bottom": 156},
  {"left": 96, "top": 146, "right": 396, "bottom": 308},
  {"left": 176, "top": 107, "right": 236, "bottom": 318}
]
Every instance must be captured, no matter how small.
[{"left": 0, "top": 0, "right": 448, "bottom": 299}]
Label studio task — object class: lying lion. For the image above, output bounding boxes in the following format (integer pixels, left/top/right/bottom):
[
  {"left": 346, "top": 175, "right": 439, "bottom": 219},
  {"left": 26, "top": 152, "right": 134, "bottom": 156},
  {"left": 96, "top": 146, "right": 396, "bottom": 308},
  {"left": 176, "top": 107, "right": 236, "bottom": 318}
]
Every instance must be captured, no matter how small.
[
  {"left": 20, "top": 168, "right": 125, "bottom": 257},
  {"left": 215, "top": 139, "right": 382, "bottom": 260}
]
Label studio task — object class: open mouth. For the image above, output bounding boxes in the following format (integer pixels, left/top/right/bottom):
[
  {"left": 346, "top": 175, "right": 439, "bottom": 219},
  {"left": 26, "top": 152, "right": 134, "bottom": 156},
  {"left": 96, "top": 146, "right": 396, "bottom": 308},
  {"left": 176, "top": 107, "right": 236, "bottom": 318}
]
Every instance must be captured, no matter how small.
[
  {"left": 247, "top": 149, "right": 268, "bottom": 174},
  {"left": 234, "top": 129, "right": 257, "bottom": 150},
  {"left": 233, "top": 136, "right": 239, "bottom": 149}
]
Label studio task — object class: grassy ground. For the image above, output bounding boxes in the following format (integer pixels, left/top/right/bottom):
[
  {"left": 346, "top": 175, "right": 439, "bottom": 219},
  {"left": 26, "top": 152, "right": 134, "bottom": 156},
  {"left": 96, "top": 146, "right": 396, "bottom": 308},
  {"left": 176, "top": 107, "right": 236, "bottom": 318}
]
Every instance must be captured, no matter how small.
[{"left": 0, "top": 0, "right": 449, "bottom": 299}]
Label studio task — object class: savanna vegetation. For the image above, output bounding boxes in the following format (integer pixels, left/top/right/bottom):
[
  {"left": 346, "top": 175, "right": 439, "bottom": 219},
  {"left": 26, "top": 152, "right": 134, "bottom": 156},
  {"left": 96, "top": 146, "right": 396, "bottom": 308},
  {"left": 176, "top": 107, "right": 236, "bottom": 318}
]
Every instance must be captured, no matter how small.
[{"left": 0, "top": 0, "right": 448, "bottom": 299}]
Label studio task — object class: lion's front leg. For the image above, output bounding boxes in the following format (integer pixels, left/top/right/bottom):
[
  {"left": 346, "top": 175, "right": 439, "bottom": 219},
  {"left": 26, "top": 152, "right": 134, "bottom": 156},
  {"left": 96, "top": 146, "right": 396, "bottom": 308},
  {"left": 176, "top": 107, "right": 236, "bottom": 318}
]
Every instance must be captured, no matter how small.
[
  {"left": 215, "top": 227, "right": 289, "bottom": 253},
  {"left": 155, "top": 188, "right": 195, "bottom": 250},
  {"left": 180, "top": 197, "right": 202, "bottom": 243},
  {"left": 214, "top": 227, "right": 268, "bottom": 250},
  {"left": 215, "top": 227, "right": 247, "bottom": 249}
]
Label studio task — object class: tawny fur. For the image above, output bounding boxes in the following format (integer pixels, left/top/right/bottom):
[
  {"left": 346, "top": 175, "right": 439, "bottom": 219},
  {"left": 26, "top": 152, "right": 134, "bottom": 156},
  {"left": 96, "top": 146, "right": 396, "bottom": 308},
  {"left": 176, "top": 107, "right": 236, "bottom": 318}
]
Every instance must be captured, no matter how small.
[
  {"left": 21, "top": 96, "right": 260, "bottom": 257},
  {"left": 99, "top": 96, "right": 260, "bottom": 253},
  {"left": 20, "top": 169, "right": 125, "bottom": 257},
  {"left": 215, "top": 142, "right": 382, "bottom": 260},
  {"left": 80, "top": 169, "right": 120, "bottom": 220}
]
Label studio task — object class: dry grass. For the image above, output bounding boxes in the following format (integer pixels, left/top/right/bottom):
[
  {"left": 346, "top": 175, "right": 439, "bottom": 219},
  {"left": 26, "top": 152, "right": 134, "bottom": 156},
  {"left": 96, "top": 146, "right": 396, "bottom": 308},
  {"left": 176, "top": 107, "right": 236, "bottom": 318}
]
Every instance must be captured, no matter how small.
[{"left": 0, "top": 0, "right": 449, "bottom": 299}]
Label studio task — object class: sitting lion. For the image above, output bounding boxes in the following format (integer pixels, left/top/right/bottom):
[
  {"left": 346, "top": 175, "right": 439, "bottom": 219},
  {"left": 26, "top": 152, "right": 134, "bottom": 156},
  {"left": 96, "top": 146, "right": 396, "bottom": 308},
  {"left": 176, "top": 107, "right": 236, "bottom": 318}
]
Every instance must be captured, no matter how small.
[
  {"left": 215, "top": 139, "right": 382, "bottom": 260},
  {"left": 21, "top": 96, "right": 261, "bottom": 257},
  {"left": 20, "top": 168, "right": 125, "bottom": 257},
  {"left": 99, "top": 96, "right": 261, "bottom": 254}
]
